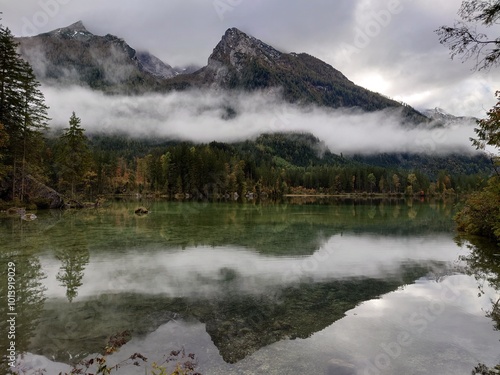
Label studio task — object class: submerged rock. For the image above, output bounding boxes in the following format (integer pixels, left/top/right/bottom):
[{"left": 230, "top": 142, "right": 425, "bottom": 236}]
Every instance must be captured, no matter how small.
[
  {"left": 135, "top": 207, "right": 149, "bottom": 215},
  {"left": 5, "top": 207, "right": 37, "bottom": 221},
  {"left": 21, "top": 213, "right": 37, "bottom": 221}
]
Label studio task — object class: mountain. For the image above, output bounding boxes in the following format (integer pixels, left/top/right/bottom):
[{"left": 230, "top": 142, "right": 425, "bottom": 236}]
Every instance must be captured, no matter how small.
[
  {"left": 136, "top": 51, "right": 182, "bottom": 79},
  {"left": 16, "top": 23, "right": 427, "bottom": 121},
  {"left": 16, "top": 21, "right": 178, "bottom": 93},
  {"left": 421, "top": 107, "right": 477, "bottom": 125},
  {"left": 172, "top": 28, "right": 426, "bottom": 121}
]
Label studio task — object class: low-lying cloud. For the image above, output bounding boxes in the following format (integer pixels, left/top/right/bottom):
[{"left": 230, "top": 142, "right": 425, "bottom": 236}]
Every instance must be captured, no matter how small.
[
  {"left": 40, "top": 234, "right": 461, "bottom": 299},
  {"left": 43, "top": 85, "right": 480, "bottom": 155}
]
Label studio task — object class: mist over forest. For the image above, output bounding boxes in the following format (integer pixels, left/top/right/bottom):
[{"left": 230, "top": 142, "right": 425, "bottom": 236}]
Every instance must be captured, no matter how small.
[{"left": 43, "top": 85, "right": 479, "bottom": 156}]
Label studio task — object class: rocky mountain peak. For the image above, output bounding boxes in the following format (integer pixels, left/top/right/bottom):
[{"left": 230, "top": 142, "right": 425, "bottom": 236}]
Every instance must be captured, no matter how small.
[
  {"left": 421, "top": 107, "right": 476, "bottom": 127},
  {"left": 65, "top": 20, "right": 88, "bottom": 32},
  {"left": 44, "top": 20, "right": 93, "bottom": 41},
  {"left": 18, "top": 20, "right": 166, "bottom": 91},
  {"left": 209, "top": 27, "right": 282, "bottom": 67}
]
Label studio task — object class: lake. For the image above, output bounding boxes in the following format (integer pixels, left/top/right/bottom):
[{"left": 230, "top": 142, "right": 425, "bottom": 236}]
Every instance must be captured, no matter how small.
[{"left": 1, "top": 199, "right": 499, "bottom": 375}]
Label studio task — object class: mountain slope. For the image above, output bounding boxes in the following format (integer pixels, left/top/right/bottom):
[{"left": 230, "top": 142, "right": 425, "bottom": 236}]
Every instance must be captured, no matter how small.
[
  {"left": 16, "top": 21, "right": 170, "bottom": 93},
  {"left": 136, "top": 51, "right": 181, "bottom": 79}
]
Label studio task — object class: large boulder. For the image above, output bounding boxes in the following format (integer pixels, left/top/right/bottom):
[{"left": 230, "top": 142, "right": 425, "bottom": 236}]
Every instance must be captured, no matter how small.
[{"left": 18, "top": 174, "right": 65, "bottom": 209}]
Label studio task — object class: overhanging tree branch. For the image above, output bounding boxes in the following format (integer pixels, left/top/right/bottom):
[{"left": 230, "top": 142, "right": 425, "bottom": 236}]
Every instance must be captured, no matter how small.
[{"left": 436, "top": 0, "right": 500, "bottom": 70}]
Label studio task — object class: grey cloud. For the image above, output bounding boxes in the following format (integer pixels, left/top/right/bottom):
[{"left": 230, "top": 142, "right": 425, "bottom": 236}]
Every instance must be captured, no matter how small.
[{"left": 40, "top": 235, "right": 459, "bottom": 299}]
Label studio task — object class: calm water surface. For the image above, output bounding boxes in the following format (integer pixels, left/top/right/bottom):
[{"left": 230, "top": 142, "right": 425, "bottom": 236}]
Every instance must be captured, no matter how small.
[{"left": 0, "top": 199, "right": 499, "bottom": 374}]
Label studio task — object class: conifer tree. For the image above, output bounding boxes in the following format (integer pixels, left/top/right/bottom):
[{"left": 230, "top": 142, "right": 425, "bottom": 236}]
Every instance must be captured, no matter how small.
[
  {"left": 0, "top": 122, "right": 8, "bottom": 179},
  {"left": 16, "top": 61, "right": 49, "bottom": 199},
  {"left": 0, "top": 25, "right": 23, "bottom": 131},
  {"left": 0, "top": 23, "right": 49, "bottom": 200},
  {"left": 56, "top": 112, "right": 91, "bottom": 198}
]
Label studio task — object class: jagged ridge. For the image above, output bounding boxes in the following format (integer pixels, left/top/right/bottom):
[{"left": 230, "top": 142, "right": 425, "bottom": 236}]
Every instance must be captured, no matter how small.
[
  {"left": 16, "top": 23, "right": 427, "bottom": 120},
  {"left": 172, "top": 27, "right": 427, "bottom": 121}
]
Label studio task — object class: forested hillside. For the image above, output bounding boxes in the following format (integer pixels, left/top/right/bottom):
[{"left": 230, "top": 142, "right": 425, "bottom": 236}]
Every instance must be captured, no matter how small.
[{"left": 38, "top": 131, "right": 487, "bottom": 201}]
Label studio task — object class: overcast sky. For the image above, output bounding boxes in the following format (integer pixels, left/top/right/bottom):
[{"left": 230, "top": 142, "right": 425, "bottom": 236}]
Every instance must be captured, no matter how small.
[{"left": 1, "top": 0, "right": 499, "bottom": 118}]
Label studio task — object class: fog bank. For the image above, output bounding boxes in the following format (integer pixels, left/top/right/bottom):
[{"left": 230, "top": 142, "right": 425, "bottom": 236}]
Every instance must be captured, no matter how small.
[{"left": 43, "top": 86, "right": 479, "bottom": 155}]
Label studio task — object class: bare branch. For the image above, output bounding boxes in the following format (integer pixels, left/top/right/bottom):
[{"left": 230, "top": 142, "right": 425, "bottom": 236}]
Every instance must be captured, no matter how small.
[
  {"left": 436, "top": 1, "right": 500, "bottom": 70},
  {"left": 436, "top": 21, "right": 500, "bottom": 70},
  {"left": 459, "top": 0, "right": 500, "bottom": 25}
]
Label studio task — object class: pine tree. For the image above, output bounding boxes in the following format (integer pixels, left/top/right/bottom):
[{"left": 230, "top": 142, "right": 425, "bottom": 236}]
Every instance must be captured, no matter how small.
[
  {"left": 367, "top": 173, "right": 376, "bottom": 193},
  {"left": 56, "top": 112, "right": 91, "bottom": 198},
  {"left": 16, "top": 61, "right": 49, "bottom": 200},
  {"left": 0, "top": 23, "right": 49, "bottom": 201},
  {"left": 0, "top": 26, "right": 23, "bottom": 132},
  {"left": 0, "top": 122, "right": 8, "bottom": 178}
]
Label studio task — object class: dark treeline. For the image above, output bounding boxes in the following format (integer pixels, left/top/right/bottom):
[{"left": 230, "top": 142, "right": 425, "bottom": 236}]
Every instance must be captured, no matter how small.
[{"left": 38, "top": 131, "right": 486, "bottom": 201}]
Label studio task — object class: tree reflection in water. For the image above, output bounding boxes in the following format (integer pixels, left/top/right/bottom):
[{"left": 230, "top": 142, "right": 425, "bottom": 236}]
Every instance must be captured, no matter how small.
[
  {"left": 457, "top": 235, "right": 500, "bottom": 374},
  {"left": 0, "top": 218, "right": 47, "bottom": 374},
  {"left": 56, "top": 238, "right": 90, "bottom": 303},
  {"left": 53, "top": 212, "right": 91, "bottom": 303}
]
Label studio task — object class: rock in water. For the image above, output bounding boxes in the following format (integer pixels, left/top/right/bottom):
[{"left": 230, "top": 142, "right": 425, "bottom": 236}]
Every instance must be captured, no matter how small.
[
  {"left": 134, "top": 207, "right": 149, "bottom": 215},
  {"left": 21, "top": 213, "right": 37, "bottom": 221}
]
